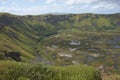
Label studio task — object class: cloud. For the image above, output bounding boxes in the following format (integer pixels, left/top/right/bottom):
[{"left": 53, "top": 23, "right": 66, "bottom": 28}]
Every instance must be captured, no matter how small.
[
  {"left": 65, "top": 0, "right": 120, "bottom": 6},
  {"left": 45, "top": 0, "right": 120, "bottom": 11},
  {"left": 0, "top": 0, "right": 120, "bottom": 15},
  {"left": 46, "top": 0, "right": 56, "bottom": 3},
  {"left": 64, "top": 0, "right": 120, "bottom": 13},
  {"left": 90, "top": 0, "right": 120, "bottom": 11},
  {"left": 1, "top": 1, "right": 7, "bottom": 5},
  {"left": 91, "top": 3, "right": 115, "bottom": 10},
  {"left": 0, "top": 0, "right": 6, "bottom": 1},
  {"left": 97, "top": 0, "right": 120, "bottom": 4},
  {"left": 26, "top": 0, "right": 37, "bottom": 2},
  {"left": 46, "top": 0, "right": 64, "bottom": 4},
  {"left": 0, "top": 0, "right": 7, "bottom": 5},
  {"left": 65, "top": 0, "right": 98, "bottom": 5},
  {"left": 0, "top": 6, "right": 42, "bottom": 15},
  {"left": 12, "top": 2, "right": 16, "bottom": 5}
]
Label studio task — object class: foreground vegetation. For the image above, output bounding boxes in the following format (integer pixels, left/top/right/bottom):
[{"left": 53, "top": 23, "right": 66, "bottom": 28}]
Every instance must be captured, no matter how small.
[{"left": 0, "top": 61, "right": 101, "bottom": 80}]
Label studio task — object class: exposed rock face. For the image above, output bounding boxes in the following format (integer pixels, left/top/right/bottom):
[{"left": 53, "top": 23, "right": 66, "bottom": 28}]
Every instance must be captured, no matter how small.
[
  {"left": 70, "top": 40, "right": 80, "bottom": 45},
  {"left": 58, "top": 53, "right": 72, "bottom": 58},
  {"left": 2, "top": 51, "right": 21, "bottom": 62}
]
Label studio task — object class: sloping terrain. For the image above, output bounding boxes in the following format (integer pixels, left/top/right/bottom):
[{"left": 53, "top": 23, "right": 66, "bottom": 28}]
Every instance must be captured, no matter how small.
[{"left": 0, "top": 13, "right": 120, "bottom": 74}]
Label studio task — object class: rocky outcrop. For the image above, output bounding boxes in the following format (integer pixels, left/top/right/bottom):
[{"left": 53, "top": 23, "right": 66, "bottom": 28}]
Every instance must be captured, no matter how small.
[{"left": 0, "top": 50, "right": 21, "bottom": 62}]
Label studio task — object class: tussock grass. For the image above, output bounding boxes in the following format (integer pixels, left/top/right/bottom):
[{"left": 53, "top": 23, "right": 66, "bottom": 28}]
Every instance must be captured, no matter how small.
[{"left": 0, "top": 61, "right": 101, "bottom": 80}]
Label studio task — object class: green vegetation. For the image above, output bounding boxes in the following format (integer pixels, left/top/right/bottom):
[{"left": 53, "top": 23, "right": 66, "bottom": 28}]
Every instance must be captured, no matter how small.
[
  {"left": 0, "top": 61, "right": 101, "bottom": 80},
  {"left": 0, "top": 13, "right": 120, "bottom": 61},
  {"left": 0, "top": 13, "right": 120, "bottom": 79}
]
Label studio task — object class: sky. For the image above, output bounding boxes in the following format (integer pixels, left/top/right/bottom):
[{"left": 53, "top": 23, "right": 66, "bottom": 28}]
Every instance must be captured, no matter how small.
[{"left": 0, "top": 0, "right": 120, "bottom": 15}]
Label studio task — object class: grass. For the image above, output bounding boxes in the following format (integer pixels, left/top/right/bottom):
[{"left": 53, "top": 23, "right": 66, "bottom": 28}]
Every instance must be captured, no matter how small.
[
  {"left": 102, "top": 75, "right": 120, "bottom": 80},
  {"left": 39, "top": 29, "right": 120, "bottom": 73},
  {"left": 0, "top": 13, "right": 120, "bottom": 77},
  {"left": 0, "top": 61, "right": 101, "bottom": 80}
]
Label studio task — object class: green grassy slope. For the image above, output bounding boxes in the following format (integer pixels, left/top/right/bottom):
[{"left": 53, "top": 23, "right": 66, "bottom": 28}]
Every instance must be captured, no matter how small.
[
  {"left": 0, "top": 13, "right": 120, "bottom": 69},
  {"left": 0, "top": 13, "right": 37, "bottom": 61},
  {"left": 38, "top": 29, "right": 120, "bottom": 73}
]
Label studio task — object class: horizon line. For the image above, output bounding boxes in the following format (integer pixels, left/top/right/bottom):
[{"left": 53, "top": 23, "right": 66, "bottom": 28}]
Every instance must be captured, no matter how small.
[{"left": 0, "top": 12, "right": 120, "bottom": 16}]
